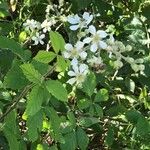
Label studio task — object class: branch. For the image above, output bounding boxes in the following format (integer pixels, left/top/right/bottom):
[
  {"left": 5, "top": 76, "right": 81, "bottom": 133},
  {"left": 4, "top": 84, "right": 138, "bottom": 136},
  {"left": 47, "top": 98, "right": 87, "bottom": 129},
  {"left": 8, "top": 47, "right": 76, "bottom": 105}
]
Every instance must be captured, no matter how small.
[{"left": 0, "top": 64, "right": 56, "bottom": 122}]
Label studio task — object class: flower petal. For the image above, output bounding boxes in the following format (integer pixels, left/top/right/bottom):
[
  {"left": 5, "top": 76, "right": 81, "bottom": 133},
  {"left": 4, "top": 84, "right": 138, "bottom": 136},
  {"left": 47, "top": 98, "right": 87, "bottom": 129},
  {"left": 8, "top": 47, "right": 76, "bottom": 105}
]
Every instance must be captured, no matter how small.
[
  {"left": 65, "top": 43, "right": 73, "bottom": 51},
  {"left": 70, "top": 25, "right": 79, "bottom": 31},
  {"left": 75, "top": 41, "right": 84, "bottom": 50},
  {"left": 68, "top": 71, "right": 76, "bottom": 76},
  {"left": 88, "top": 25, "right": 96, "bottom": 34},
  {"left": 68, "top": 15, "right": 80, "bottom": 24},
  {"left": 86, "top": 15, "right": 93, "bottom": 25},
  {"left": 99, "top": 41, "right": 107, "bottom": 49},
  {"left": 97, "top": 30, "right": 107, "bottom": 38},
  {"left": 79, "top": 64, "right": 88, "bottom": 73},
  {"left": 40, "top": 34, "right": 45, "bottom": 39},
  {"left": 83, "top": 12, "right": 90, "bottom": 20},
  {"left": 40, "top": 40, "right": 44, "bottom": 45},
  {"left": 79, "top": 51, "right": 87, "bottom": 60},
  {"left": 83, "top": 37, "right": 92, "bottom": 43},
  {"left": 90, "top": 43, "right": 98, "bottom": 52},
  {"left": 63, "top": 52, "right": 71, "bottom": 58},
  {"left": 72, "top": 63, "right": 79, "bottom": 73},
  {"left": 67, "top": 78, "right": 76, "bottom": 85}
]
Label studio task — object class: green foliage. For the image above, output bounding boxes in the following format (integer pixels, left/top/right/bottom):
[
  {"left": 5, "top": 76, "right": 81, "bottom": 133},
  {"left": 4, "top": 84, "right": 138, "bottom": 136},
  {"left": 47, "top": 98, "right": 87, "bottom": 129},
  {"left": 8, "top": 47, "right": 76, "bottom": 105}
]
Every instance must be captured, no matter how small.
[
  {"left": 33, "top": 51, "right": 56, "bottom": 64},
  {"left": 50, "top": 31, "right": 65, "bottom": 53},
  {"left": 0, "top": 36, "right": 30, "bottom": 61},
  {"left": 20, "top": 63, "right": 43, "bottom": 84},
  {"left": 76, "top": 127, "right": 89, "bottom": 150},
  {"left": 25, "top": 85, "right": 49, "bottom": 116},
  {"left": 46, "top": 80, "right": 68, "bottom": 102},
  {"left": 81, "top": 72, "right": 96, "bottom": 97},
  {"left": 4, "top": 60, "right": 29, "bottom": 89},
  {"left": 94, "top": 88, "right": 109, "bottom": 102},
  {"left": 105, "top": 126, "right": 114, "bottom": 147},
  {"left": 0, "top": 0, "right": 150, "bottom": 149},
  {"left": 27, "top": 110, "right": 43, "bottom": 141},
  {"left": 3, "top": 111, "right": 20, "bottom": 150}
]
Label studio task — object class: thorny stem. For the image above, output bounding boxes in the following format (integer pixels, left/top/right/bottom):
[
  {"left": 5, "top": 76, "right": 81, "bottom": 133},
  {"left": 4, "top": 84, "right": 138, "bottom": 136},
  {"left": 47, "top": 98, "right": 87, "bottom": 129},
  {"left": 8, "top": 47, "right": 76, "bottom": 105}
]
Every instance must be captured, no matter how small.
[
  {"left": 0, "top": 84, "right": 33, "bottom": 122},
  {"left": 0, "top": 64, "right": 56, "bottom": 122}
]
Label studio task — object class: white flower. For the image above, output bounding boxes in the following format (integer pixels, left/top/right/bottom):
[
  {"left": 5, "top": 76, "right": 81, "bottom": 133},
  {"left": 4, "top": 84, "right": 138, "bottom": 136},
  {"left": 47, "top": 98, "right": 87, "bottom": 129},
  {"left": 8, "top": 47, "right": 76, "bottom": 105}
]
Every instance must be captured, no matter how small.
[
  {"left": 23, "top": 19, "right": 41, "bottom": 31},
  {"left": 114, "top": 60, "right": 123, "bottom": 69},
  {"left": 41, "top": 19, "right": 52, "bottom": 33},
  {"left": 87, "top": 56, "right": 103, "bottom": 66},
  {"left": 67, "top": 12, "right": 93, "bottom": 31},
  {"left": 60, "top": 15, "right": 68, "bottom": 22},
  {"left": 63, "top": 41, "right": 87, "bottom": 60},
  {"left": 31, "top": 32, "right": 45, "bottom": 45},
  {"left": 45, "top": 5, "right": 54, "bottom": 13},
  {"left": 67, "top": 61, "right": 88, "bottom": 85},
  {"left": 83, "top": 25, "right": 107, "bottom": 52}
]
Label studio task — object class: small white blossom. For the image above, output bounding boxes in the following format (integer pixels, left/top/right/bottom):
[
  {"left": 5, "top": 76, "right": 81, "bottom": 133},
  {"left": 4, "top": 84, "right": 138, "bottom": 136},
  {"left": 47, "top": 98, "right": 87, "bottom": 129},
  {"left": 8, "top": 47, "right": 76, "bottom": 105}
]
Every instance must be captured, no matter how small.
[
  {"left": 23, "top": 19, "right": 41, "bottom": 31},
  {"left": 83, "top": 25, "right": 107, "bottom": 52},
  {"left": 63, "top": 41, "right": 87, "bottom": 60},
  {"left": 87, "top": 56, "right": 103, "bottom": 66},
  {"left": 41, "top": 19, "right": 52, "bottom": 33},
  {"left": 67, "top": 61, "right": 88, "bottom": 85},
  {"left": 114, "top": 60, "right": 123, "bottom": 69},
  {"left": 131, "top": 64, "right": 145, "bottom": 72},
  {"left": 60, "top": 15, "right": 68, "bottom": 22},
  {"left": 68, "top": 12, "right": 93, "bottom": 31},
  {"left": 31, "top": 32, "right": 45, "bottom": 45},
  {"left": 46, "top": 5, "right": 54, "bottom": 13}
]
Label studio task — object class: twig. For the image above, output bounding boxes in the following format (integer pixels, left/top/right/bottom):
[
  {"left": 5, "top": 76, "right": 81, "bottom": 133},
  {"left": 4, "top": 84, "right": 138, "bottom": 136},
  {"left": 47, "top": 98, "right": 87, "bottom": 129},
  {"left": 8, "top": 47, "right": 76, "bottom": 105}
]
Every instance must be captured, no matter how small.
[
  {"left": 0, "top": 84, "right": 33, "bottom": 122},
  {"left": 0, "top": 64, "right": 56, "bottom": 122}
]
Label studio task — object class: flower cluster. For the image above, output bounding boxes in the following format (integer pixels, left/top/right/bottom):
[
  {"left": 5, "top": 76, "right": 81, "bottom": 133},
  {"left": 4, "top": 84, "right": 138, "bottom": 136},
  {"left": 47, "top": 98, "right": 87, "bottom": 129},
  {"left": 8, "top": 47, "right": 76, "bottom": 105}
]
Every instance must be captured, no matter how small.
[
  {"left": 23, "top": 17, "right": 56, "bottom": 46},
  {"left": 22, "top": 6, "right": 145, "bottom": 86},
  {"left": 22, "top": 1, "right": 68, "bottom": 47},
  {"left": 106, "top": 36, "right": 145, "bottom": 72},
  {"left": 63, "top": 12, "right": 145, "bottom": 86}
]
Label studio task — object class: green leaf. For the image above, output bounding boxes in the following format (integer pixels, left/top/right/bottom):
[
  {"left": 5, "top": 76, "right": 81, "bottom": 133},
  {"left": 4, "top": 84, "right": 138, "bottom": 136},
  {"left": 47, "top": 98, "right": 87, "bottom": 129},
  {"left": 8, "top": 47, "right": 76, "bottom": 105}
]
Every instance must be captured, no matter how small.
[
  {"left": 93, "top": 104, "right": 103, "bottom": 117},
  {"left": 76, "top": 127, "right": 89, "bottom": 150},
  {"left": 27, "top": 111, "right": 43, "bottom": 142},
  {"left": 106, "top": 105, "right": 127, "bottom": 117},
  {"left": 82, "top": 72, "right": 96, "bottom": 97},
  {"left": 136, "top": 116, "right": 150, "bottom": 136},
  {"left": 56, "top": 55, "right": 70, "bottom": 72},
  {"left": 125, "top": 110, "right": 142, "bottom": 124},
  {"left": 26, "top": 86, "right": 48, "bottom": 116},
  {"left": 105, "top": 126, "right": 114, "bottom": 147},
  {"left": 70, "top": 0, "right": 92, "bottom": 12},
  {"left": 67, "top": 111, "right": 76, "bottom": 128},
  {"left": 0, "top": 50, "right": 14, "bottom": 75},
  {"left": 0, "top": 36, "right": 30, "bottom": 61},
  {"left": 140, "top": 1, "right": 150, "bottom": 20},
  {"left": 77, "top": 99, "right": 91, "bottom": 110},
  {"left": 33, "top": 51, "right": 56, "bottom": 64},
  {"left": 46, "top": 80, "right": 68, "bottom": 102},
  {"left": 31, "top": 60, "right": 49, "bottom": 75},
  {"left": 79, "top": 117, "right": 99, "bottom": 127},
  {"left": 60, "top": 131, "right": 77, "bottom": 150},
  {"left": 0, "top": 2, "right": 10, "bottom": 18},
  {"left": 20, "top": 63, "right": 43, "bottom": 84},
  {"left": 94, "top": 88, "right": 109, "bottom": 102},
  {"left": 0, "top": 22, "right": 13, "bottom": 36},
  {"left": 50, "top": 31, "right": 65, "bottom": 53},
  {"left": 45, "top": 107, "right": 64, "bottom": 143},
  {"left": 3, "top": 111, "right": 20, "bottom": 150},
  {"left": 36, "top": 144, "right": 44, "bottom": 150},
  {"left": 19, "top": 31, "right": 27, "bottom": 42},
  {"left": 4, "top": 60, "right": 29, "bottom": 90},
  {"left": 49, "top": 145, "right": 58, "bottom": 150}
]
